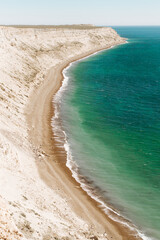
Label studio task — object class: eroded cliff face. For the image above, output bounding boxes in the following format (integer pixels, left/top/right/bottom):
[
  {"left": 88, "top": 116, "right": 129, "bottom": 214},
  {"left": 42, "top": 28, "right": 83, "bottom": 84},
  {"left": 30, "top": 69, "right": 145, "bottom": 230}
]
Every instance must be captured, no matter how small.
[{"left": 0, "top": 26, "right": 124, "bottom": 240}]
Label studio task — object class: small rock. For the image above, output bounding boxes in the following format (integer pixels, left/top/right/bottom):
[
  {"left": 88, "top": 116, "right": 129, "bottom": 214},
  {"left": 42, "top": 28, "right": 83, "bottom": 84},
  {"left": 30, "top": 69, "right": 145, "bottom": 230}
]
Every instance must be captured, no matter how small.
[{"left": 90, "top": 236, "right": 98, "bottom": 240}]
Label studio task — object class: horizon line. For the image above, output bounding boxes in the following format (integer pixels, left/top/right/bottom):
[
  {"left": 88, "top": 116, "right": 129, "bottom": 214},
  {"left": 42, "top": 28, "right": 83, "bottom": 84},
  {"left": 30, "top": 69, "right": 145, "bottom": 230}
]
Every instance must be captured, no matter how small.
[{"left": 0, "top": 24, "right": 160, "bottom": 28}]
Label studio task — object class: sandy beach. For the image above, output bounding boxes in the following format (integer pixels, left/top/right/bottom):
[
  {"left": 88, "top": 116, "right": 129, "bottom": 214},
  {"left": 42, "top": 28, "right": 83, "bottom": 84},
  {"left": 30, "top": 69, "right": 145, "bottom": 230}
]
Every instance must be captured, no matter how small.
[{"left": 0, "top": 25, "right": 141, "bottom": 239}]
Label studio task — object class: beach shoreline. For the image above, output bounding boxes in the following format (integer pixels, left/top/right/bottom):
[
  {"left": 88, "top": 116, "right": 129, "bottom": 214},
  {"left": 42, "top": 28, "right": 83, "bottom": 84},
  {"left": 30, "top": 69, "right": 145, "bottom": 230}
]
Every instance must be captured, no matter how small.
[
  {"left": 26, "top": 43, "right": 143, "bottom": 240},
  {"left": 0, "top": 25, "right": 143, "bottom": 239}
]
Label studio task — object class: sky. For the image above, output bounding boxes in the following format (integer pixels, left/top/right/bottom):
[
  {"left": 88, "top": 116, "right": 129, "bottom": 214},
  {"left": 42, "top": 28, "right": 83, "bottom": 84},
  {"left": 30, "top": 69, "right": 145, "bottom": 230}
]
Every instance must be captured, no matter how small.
[{"left": 0, "top": 0, "right": 160, "bottom": 26}]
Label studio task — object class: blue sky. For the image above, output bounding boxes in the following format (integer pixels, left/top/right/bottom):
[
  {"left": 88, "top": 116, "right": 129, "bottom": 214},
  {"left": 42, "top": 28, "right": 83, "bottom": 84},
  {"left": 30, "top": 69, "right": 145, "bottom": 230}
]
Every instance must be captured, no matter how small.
[{"left": 0, "top": 0, "right": 159, "bottom": 25}]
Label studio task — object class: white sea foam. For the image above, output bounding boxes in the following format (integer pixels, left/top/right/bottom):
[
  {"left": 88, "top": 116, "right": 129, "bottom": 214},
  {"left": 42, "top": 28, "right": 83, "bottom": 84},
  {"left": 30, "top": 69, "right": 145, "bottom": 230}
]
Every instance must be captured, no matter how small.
[{"left": 51, "top": 46, "right": 152, "bottom": 240}]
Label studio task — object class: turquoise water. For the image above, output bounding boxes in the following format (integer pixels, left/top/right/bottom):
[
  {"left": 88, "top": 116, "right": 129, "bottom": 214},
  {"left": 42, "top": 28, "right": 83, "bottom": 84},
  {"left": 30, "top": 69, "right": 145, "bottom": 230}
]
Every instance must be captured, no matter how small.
[{"left": 59, "top": 27, "right": 160, "bottom": 240}]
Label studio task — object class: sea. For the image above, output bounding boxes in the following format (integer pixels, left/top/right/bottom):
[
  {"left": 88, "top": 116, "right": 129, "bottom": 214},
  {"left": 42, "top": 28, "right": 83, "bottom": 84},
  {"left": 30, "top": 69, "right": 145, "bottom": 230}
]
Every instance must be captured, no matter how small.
[{"left": 52, "top": 27, "right": 160, "bottom": 240}]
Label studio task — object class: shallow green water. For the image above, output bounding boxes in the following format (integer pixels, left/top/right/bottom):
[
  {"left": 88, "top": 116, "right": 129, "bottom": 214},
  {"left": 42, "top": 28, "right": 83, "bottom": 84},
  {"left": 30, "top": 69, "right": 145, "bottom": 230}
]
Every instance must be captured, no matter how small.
[{"left": 60, "top": 27, "right": 160, "bottom": 240}]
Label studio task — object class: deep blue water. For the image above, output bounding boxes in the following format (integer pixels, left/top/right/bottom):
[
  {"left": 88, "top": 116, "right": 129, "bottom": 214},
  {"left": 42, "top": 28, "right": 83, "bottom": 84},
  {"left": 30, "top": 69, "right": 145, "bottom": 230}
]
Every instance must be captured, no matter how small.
[{"left": 60, "top": 27, "right": 160, "bottom": 240}]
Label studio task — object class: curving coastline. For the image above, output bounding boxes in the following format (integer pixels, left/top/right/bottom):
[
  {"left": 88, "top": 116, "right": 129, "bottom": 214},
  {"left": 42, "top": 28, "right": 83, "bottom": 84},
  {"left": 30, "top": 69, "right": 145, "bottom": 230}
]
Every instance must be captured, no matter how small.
[
  {"left": 52, "top": 49, "right": 151, "bottom": 240},
  {"left": 0, "top": 25, "right": 141, "bottom": 239},
  {"left": 49, "top": 48, "right": 149, "bottom": 240},
  {"left": 27, "top": 47, "right": 132, "bottom": 240}
]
